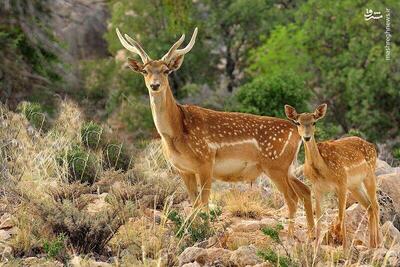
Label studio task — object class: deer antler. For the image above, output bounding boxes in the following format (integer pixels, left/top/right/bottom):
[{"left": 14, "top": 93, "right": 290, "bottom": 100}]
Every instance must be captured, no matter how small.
[
  {"left": 162, "top": 27, "right": 198, "bottom": 62},
  {"left": 116, "top": 28, "right": 151, "bottom": 63}
]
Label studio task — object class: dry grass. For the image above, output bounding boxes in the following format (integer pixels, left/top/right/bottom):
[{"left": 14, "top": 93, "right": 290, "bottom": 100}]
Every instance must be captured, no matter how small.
[{"left": 218, "top": 188, "right": 269, "bottom": 219}]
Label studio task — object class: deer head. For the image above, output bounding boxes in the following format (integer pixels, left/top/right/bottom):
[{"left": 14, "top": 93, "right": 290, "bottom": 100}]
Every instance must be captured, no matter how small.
[
  {"left": 116, "top": 28, "right": 198, "bottom": 94},
  {"left": 284, "top": 104, "right": 327, "bottom": 142}
]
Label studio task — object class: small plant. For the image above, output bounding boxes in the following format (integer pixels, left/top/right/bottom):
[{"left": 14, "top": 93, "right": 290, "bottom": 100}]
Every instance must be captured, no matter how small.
[
  {"left": 168, "top": 206, "right": 221, "bottom": 244},
  {"left": 81, "top": 121, "right": 104, "bottom": 149},
  {"left": 60, "top": 145, "right": 99, "bottom": 184},
  {"left": 43, "top": 234, "right": 65, "bottom": 259},
  {"left": 17, "top": 101, "right": 47, "bottom": 130},
  {"left": 257, "top": 223, "right": 295, "bottom": 267},
  {"left": 103, "top": 142, "right": 131, "bottom": 171}
]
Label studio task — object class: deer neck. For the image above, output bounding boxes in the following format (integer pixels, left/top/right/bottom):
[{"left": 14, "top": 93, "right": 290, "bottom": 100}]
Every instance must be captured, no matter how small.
[
  {"left": 149, "top": 85, "right": 182, "bottom": 138},
  {"left": 304, "top": 136, "right": 326, "bottom": 171}
]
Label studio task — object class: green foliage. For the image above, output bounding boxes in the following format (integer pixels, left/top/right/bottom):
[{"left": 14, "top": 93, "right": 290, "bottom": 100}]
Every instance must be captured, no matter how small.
[
  {"left": 261, "top": 223, "right": 284, "bottom": 243},
  {"left": 248, "top": 0, "right": 400, "bottom": 142},
  {"left": 17, "top": 101, "right": 48, "bottom": 130},
  {"left": 259, "top": 223, "right": 296, "bottom": 267},
  {"left": 81, "top": 122, "right": 104, "bottom": 149},
  {"left": 168, "top": 207, "right": 221, "bottom": 244},
  {"left": 103, "top": 143, "right": 131, "bottom": 171},
  {"left": 393, "top": 147, "right": 400, "bottom": 161},
  {"left": 234, "top": 72, "right": 310, "bottom": 118},
  {"left": 257, "top": 248, "right": 292, "bottom": 267},
  {"left": 43, "top": 234, "right": 65, "bottom": 259},
  {"left": 62, "top": 146, "right": 99, "bottom": 185}
]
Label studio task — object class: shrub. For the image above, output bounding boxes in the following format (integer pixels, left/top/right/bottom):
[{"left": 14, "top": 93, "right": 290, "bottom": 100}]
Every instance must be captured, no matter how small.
[
  {"left": 233, "top": 72, "right": 310, "bottom": 118},
  {"left": 103, "top": 142, "right": 131, "bottom": 171},
  {"left": 258, "top": 223, "right": 295, "bottom": 267},
  {"left": 43, "top": 234, "right": 66, "bottom": 259},
  {"left": 60, "top": 146, "right": 99, "bottom": 184},
  {"left": 17, "top": 101, "right": 48, "bottom": 130},
  {"left": 167, "top": 207, "right": 221, "bottom": 245},
  {"left": 80, "top": 121, "right": 104, "bottom": 149}
]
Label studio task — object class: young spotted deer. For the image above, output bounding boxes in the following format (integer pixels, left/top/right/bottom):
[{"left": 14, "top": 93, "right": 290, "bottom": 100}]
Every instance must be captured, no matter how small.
[
  {"left": 116, "top": 27, "right": 315, "bottom": 235},
  {"left": 285, "top": 104, "right": 380, "bottom": 248}
]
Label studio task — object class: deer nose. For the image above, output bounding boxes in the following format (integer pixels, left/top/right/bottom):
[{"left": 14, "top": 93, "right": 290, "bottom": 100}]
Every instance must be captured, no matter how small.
[
  {"left": 150, "top": 83, "right": 160, "bottom": 91},
  {"left": 304, "top": 136, "right": 311, "bottom": 142}
]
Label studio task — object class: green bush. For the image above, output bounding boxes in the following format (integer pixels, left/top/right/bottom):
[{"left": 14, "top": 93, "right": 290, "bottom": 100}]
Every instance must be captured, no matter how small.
[
  {"left": 61, "top": 146, "right": 99, "bottom": 184},
  {"left": 233, "top": 72, "right": 310, "bottom": 118},
  {"left": 258, "top": 223, "right": 296, "bottom": 267},
  {"left": 103, "top": 143, "right": 131, "bottom": 171},
  {"left": 168, "top": 207, "right": 221, "bottom": 245},
  {"left": 81, "top": 121, "right": 104, "bottom": 149},
  {"left": 43, "top": 234, "right": 65, "bottom": 259},
  {"left": 393, "top": 147, "right": 400, "bottom": 161},
  {"left": 17, "top": 101, "right": 48, "bottom": 130}
]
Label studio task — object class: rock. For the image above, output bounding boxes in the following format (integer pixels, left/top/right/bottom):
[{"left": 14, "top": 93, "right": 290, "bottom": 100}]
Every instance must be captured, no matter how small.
[
  {"left": 205, "top": 248, "right": 232, "bottom": 266},
  {"left": 376, "top": 160, "right": 394, "bottom": 176},
  {"left": 85, "top": 193, "right": 110, "bottom": 214},
  {"left": 382, "top": 221, "right": 400, "bottom": 247},
  {"left": 377, "top": 190, "right": 400, "bottom": 230},
  {"left": 179, "top": 247, "right": 208, "bottom": 266},
  {"left": 70, "top": 255, "right": 112, "bottom": 267},
  {"left": 182, "top": 263, "right": 201, "bottom": 267},
  {"left": 230, "top": 245, "right": 263, "bottom": 267},
  {"left": 345, "top": 204, "right": 369, "bottom": 246},
  {"left": 0, "top": 213, "right": 13, "bottom": 229},
  {"left": 0, "top": 229, "right": 12, "bottom": 241},
  {"left": 49, "top": 0, "right": 109, "bottom": 60},
  {"left": 21, "top": 257, "right": 63, "bottom": 267},
  {"left": 378, "top": 173, "right": 400, "bottom": 211}
]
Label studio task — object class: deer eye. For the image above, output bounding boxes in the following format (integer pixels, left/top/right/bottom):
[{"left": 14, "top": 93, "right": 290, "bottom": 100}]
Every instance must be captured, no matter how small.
[
  {"left": 163, "top": 69, "right": 170, "bottom": 75},
  {"left": 295, "top": 121, "right": 300, "bottom": 126},
  {"left": 312, "top": 122, "right": 316, "bottom": 126},
  {"left": 141, "top": 70, "right": 148, "bottom": 75}
]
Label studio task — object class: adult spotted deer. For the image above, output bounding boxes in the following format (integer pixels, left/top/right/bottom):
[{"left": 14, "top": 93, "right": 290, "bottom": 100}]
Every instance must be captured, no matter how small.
[
  {"left": 285, "top": 104, "right": 380, "bottom": 248},
  {"left": 116, "top": 27, "right": 314, "bottom": 235}
]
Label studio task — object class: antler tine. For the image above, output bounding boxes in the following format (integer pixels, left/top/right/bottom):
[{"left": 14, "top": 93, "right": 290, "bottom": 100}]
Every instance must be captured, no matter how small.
[
  {"left": 161, "top": 33, "right": 185, "bottom": 61},
  {"left": 174, "top": 27, "right": 198, "bottom": 57},
  {"left": 115, "top": 28, "right": 150, "bottom": 63},
  {"left": 124, "top": 34, "right": 151, "bottom": 63}
]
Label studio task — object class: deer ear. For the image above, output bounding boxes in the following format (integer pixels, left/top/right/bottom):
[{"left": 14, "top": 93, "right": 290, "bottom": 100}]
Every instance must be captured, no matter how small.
[
  {"left": 284, "top": 105, "right": 299, "bottom": 122},
  {"left": 127, "top": 58, "right": 144, "bottom": 73},
  {"left": 313, "top": 103, "right": 327, "bottom": 121},
  {"left": 167, "top": 55, "right": 184, "bottom": 72}
]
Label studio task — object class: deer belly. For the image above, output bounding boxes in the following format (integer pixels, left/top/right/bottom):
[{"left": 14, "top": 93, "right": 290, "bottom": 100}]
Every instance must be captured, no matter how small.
[{"left": 213, "top": 159, "right": 262, "bottom": 182}]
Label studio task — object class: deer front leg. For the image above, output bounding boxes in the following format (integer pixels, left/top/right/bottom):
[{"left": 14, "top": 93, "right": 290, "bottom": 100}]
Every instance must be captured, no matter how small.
[
  {"left": 179, "top": 171, "right": 199, "bottom": 206},
  {"left": 197, "top": 164, "right": 213, "bottom": 210},
  {"left": 335, "top": 187, "right": 347, "bottom": 249},
  {"left": 314, "top": 188, "right": 323, "bottom": 244}
]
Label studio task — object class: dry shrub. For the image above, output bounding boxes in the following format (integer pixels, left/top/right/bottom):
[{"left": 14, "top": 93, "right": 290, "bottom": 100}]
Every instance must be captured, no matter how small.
[
  {"left": 221, "top": 188, "right": 267, "bottom": 219},
  {"left": 109, "top": 215, "right": 178, "bottom": 266}
]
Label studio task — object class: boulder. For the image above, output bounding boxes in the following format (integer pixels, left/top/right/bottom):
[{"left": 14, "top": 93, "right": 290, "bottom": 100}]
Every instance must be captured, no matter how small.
[
  {"left": 378, "top": 173, "right": 400, "bottom": 212},
  {"left": 85, "top": 193, "right": 110, "bottom": 214},
  {"left": 179, "top": 247, "right": 208, "bottom": 266},
  {"left": 381, "top": 221, "right": 400, "bottom": 247},
  {"left": 230, "top": 245, "right": 263, "bottom": 267},
  {"left": 376, "top": 160, "right": 394, "bottom": 176}
]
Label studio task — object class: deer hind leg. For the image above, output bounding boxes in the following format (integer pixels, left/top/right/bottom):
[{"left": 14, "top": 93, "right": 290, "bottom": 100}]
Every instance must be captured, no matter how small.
[
  {"left": 179, "top": 171, "right": 199, "bottom": 206},
  {"left": 363, "top": 172, "right": 380, "bottom": 248},
  {"left": 265, "top": 169, "right": 299, "bottom": 237},
  {"left": 349, "top": 185, "right": 373, "bottom": 246},
  {"left": 289, "top": 176, "right": 315, "bottom": 238}
]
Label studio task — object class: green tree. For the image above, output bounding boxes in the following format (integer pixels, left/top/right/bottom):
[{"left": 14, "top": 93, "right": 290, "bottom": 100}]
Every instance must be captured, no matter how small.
[{"left": 247, "top": 0, "right": 400, "bottom": 141}]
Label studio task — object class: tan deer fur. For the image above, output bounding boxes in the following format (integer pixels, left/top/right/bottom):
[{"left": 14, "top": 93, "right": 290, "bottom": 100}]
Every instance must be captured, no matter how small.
[
  {"left": 116, "top": 27, "right": 315, "bottom": 235},
  {"left": 285, "top": 103, "right": 380, "bottom": 248}
]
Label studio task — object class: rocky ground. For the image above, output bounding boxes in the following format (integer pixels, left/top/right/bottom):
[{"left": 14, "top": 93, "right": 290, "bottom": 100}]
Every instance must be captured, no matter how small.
[{"left": 0, "top": 102, "right": 400, "bottom": 267}]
